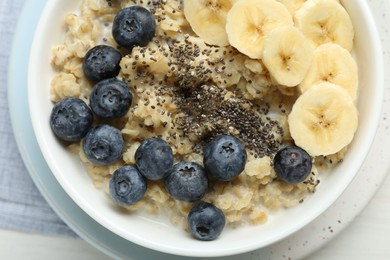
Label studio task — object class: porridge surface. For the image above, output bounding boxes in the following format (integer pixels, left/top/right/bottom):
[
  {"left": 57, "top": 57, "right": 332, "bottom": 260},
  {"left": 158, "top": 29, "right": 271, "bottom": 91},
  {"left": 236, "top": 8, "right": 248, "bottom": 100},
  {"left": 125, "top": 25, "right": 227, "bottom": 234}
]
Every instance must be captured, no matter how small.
[{"left": 50, "top": 0, "right": 353, "bottom": 228}]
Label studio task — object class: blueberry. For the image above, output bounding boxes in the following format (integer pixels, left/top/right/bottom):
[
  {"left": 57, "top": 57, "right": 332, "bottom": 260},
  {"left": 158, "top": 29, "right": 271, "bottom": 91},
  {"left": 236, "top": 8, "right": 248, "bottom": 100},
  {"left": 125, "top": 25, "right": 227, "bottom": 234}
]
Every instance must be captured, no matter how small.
[
  {"left": 50, "top": 97, "right": 93, "bottom": 142},
  {"left": 83, "top": 45, "right": 122, "bottom": 83},
  {"left": 90, "top": 78, "right": 132, "bottom": 119},
  {"left": 112, "top": 6, "right": 156, "bottom": 50},
  {"left": 273, "top": 145, "right": 312, "bottom": 184},
  {"left": 188, "top": 202, "right": 225, "bottom": 241},
  {"left": 203, "top": 135, "right": 247, "bottom": 181},
  {"left": 109, "top": 165, "right": 147, "bottom": 206},
  {"left": 164, "top": 162, "right": 208, "bottom": 202},
  {"left": 135, "top": 138, "right": 173, "bottom": 180},
  {"left": 83, "top": 124, "right": 124, "bottom": 165}
]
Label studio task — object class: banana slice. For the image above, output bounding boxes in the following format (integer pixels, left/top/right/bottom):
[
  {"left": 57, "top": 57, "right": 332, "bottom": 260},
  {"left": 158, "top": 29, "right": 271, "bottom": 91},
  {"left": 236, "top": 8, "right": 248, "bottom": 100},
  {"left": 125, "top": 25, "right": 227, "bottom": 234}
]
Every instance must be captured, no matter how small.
[
  {"left": 295, "top": 0, "right": 354, "bottom": 51},
  {"left": 275, "top": 0, "right": 307, "bottom": 15},
  {"left": 299, "top": 43, "right": 358, "bottom": 100},
  {"left": 288, "top": 82, "right": 358, "bottom": 156},
  {"left": 183, "top": 0, "right": 237, "bottom": 47},
  {"left": 276, "top": 0, "right": 340, "bottom": 15},
  {"left": 262, "top": 25, "right": 314, "bottom": 87},
  {"left": 226, "top": 0, "right": 293, "bottom": 59}
]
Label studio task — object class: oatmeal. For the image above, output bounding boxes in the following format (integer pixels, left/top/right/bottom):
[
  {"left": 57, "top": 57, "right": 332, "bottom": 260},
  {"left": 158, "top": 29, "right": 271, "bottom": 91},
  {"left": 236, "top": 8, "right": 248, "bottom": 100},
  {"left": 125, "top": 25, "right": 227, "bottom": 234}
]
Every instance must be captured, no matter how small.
[{"left": 50, "top": 0, "right": 358, "bottom": 233}]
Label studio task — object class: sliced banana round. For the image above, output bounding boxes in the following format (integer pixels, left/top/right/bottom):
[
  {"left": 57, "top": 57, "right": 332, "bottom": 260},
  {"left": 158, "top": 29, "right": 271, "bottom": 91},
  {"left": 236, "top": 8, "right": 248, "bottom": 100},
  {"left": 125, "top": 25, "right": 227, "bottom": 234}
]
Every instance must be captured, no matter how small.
[
  {"left": 275, "top": 0, "right": 308, "bottom": 15},
  {"left": 183, "top": 0, "right": 237, "bottom": 47},
  {"left": 276, "top": 0, "right": 340, "bottom": 15},
  {"left": 288, "top": 82, "right": 358, "bottom": 156},
  {"left": 226, "top": 0, "right": 293, "bottom": 59},
  {"left": 262, "top": 25, "right": 314, "bottom": 87},
  {"left": 299, "top": 43, "right": 358, "bottom": 100},
  {"left": 295, "top": 0, "right": 354, "bottom": 51}
]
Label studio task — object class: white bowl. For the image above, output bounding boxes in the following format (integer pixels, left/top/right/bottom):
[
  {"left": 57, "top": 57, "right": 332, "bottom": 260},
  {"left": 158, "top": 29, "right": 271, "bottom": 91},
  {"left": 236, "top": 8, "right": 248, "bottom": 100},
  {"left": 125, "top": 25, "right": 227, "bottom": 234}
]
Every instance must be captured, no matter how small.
[{"left": 28, "top": 0, "right": 384, "bottom": 257}]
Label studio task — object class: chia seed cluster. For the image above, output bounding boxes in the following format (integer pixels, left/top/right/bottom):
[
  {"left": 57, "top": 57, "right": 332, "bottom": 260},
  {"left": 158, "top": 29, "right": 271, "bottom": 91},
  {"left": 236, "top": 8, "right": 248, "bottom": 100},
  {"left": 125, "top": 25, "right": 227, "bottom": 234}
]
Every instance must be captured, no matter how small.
[{"left": 170, "top": 84, "right": 283, "bottom": 157}]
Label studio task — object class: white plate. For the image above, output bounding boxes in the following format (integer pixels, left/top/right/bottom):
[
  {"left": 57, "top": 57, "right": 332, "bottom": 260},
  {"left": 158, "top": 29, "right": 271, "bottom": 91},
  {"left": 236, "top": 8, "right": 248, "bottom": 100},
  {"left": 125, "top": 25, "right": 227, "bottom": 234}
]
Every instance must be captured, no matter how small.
[{"left": 8, "top": 0, "right": 390, "bottom": 259}]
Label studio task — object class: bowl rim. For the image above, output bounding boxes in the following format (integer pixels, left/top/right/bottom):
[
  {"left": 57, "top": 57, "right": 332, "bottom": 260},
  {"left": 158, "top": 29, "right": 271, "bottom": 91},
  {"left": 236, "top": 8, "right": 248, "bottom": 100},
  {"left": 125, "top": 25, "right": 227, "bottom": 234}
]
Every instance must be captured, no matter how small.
[{"left": 27, "top": 0, "right": 384, "bottom": 257}]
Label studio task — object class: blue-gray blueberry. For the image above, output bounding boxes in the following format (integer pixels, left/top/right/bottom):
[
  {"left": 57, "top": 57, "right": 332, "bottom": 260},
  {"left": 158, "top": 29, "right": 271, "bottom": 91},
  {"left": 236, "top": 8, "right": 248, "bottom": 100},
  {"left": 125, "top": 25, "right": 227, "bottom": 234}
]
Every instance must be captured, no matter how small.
[
  {"left": 82, "top": 45, "right": 122, "bottom": 83},
  {"left": 112, "top": 6, "right": 156, "bottom": 50},
  {"left": 164, "top": 162, "right": 208, "bottom": 202},
  {"left": 90, "top": 78, "right": 132, "bottom": 119},
  {"left": 135, "top": 138, "right": 173, "bottom": 180},
  {"left": 50, "top": 97, "right": 93, "bottom": 142},
  {"left": 273, "top": 145, "right": 312, "bottom": 184},
  {"left": 203, "top": 135, "right": 247, "bottom": 181},
  {"left": 83, "top": 124, "right": 124, "bottom": 165},
  {"left": 109, "top": 165, "right": 147, "bottom": 206},
  {"left": 188, "top": 202, "right": 225, "bottom": 241}
]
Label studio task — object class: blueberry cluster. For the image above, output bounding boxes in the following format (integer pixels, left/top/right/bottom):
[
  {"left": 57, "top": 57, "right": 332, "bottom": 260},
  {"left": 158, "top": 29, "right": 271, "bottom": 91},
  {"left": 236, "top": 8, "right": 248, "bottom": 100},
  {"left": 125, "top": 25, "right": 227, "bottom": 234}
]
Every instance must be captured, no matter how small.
[
  {"left": 51, "top": 63, "right": 132, "bottom": 165},
  {"left": 50, "top": 6, "right": 156, "bottom": 165},
  {"left": 108, "top": 135, "right": 247, "bottom": 241}
]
